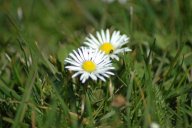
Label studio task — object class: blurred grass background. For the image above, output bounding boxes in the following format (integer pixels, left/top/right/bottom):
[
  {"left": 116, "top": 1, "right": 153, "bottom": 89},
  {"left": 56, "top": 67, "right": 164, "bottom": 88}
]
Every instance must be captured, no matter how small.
[{"left": 0, "top": 0, "right": 192, "bottom": 128}]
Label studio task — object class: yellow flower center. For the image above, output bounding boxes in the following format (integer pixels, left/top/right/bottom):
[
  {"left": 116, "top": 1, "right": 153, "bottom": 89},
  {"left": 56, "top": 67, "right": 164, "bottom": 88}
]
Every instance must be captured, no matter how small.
[
  {"left": 99, "top": 42, "right": 114, "bottom": 54},
  {"left": 82, "top": 61, "right": 96, "bottom": 72}
]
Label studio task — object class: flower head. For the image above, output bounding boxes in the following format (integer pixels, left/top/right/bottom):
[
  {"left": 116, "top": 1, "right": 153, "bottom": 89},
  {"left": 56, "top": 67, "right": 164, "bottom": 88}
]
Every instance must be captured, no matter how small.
[
  {"left": 84, "top": 29, "right": 131, "bottom": 61},
  {"left": 65, "top": 47, "right": 115, "bottom": 83}
]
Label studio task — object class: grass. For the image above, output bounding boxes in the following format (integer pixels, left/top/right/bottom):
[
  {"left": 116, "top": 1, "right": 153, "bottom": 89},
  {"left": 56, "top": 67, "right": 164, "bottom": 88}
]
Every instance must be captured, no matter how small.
[{"left": 0, "top": 0, "right": 192, "bottom": 128}]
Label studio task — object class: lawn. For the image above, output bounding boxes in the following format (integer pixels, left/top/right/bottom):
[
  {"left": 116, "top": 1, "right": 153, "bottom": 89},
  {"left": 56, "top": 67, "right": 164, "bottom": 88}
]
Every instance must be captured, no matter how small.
[{"left": 0, "top": 0, "right": 192, "bottom": 128}]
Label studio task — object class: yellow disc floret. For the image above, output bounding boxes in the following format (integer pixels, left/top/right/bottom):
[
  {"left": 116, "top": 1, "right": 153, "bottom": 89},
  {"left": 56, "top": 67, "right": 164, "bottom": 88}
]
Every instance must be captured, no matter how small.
[
  {"left": 82, "top": 61, "right": 96, "bottom": 72},
  {"left": 100, "top": 42, "right": 114, "bottom": 54}
]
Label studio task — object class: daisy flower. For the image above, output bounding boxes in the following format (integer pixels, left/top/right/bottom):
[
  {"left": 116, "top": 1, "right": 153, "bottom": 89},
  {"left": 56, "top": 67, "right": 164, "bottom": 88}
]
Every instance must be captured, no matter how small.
[
  {"left": 65, "top": 47, "right": 115, "bottom": 83},
  {"left": 84, "top": 29, "right": 131, "bottom": 61}
]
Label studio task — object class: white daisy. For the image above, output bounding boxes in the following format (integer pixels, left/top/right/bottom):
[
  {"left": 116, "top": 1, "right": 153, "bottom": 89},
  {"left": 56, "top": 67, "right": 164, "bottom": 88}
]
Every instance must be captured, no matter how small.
[
  {"left": 65, "top": 47, "right": 115, "bottom": 83},
  {"left": 84, "top": 29, "right": 132, "bottom": 61}
]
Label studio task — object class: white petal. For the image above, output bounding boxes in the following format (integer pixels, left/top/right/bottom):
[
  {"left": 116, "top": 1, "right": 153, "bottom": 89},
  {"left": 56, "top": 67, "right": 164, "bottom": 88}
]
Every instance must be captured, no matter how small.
[
  {"left": 106, "top": 29, "right": 110, "bottom": 42},
  {"left": 86, "top": 38, "right": 98, "bottom": 47},
  {"left": 96, "top": 32, "right": 104, "bottom": 44},
  {"left": 90, "top": 34, "right": 100, "bottom": 46},
  {"left": 114, "top": 48, "right": 132, "bottom": 54},
  {"left": 69, "top": 53, "right": 81, "bottom": 63},
  {"left": 72, "top": 71, "right": 83, "bottom": 78},
  {"left": 110, "top": 54, "right": 119, "bottom": 61},
  {"left": 96, "top": 74, "right": 106, "bottom": 82},
  {"left": 65, "top": 66, "right": 82, "bottom": 71},
  {"left": 90, "top": 73, "right": 97, "bottom": 81},
  {"left": 65, "top": 59, "right": 81, "bottom": 67},
  {"left": 101, "top": 29, "right": 106, "bottom": 43},
  {"left": 106, "top": 71, "right": 114, "bottom": 75}
]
